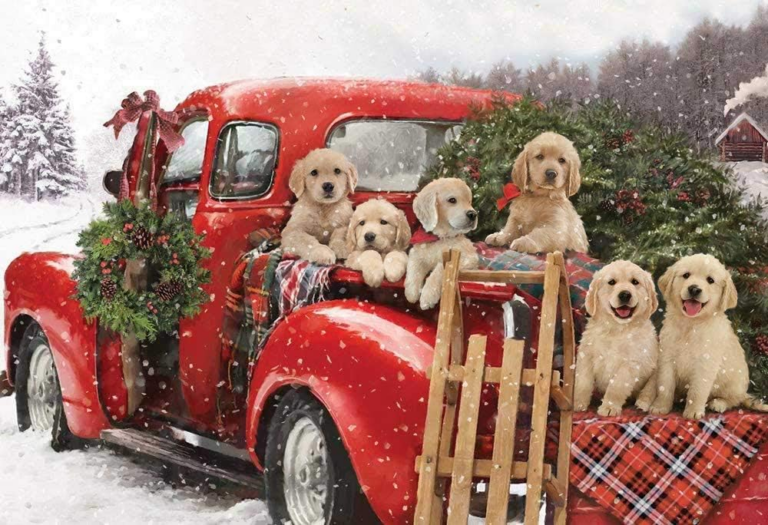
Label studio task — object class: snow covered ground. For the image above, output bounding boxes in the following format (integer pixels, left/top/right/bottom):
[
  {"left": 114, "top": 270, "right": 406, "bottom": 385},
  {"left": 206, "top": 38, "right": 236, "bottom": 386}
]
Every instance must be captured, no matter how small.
[
  {"left": 0, "top": 395, "right": 269, "bottom": 524},
  {"left": 727, "top": 161, "right": 768, "bottom": 220}
]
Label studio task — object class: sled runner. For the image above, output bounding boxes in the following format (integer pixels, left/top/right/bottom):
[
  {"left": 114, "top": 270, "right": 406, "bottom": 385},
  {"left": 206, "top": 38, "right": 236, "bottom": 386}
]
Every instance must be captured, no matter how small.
[{"left": 414, "top": 249, "right": 576, "bottom": 525}]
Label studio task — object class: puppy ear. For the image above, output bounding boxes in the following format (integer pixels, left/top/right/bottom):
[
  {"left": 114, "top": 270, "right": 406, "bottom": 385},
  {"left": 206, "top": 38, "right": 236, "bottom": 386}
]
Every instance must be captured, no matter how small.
[
  {"left": 721, "top": 271, "right": 739, "bottom": 311},
  {"left": 346, "top": 161, "right": 359, "bottom": 194},
  {"left": 394, "top": 208, "right": 412, "bottom": 250},
  {"left": 567, "top": 150, "right": 582, "bottom": 197},
  {"left": 642, "top": 269, "right": 659, "bottom": 314},
  {"left": 413, "top": 185, "right": 438, "bottom": 232},
  {"left": 289, "top": 157, "right": 306, "bottom": 198},
  {"left": 585, "top": 270, "right": 602, "bottom": 317},
  {"left": 345, "top": 216, "right": 358, "bottom": 254},
  {"left": 511, "top": 145, "right": 530, "bottom": 192},
  {"left": 658, "top": 264, "right": 676, "bottom": 301}
]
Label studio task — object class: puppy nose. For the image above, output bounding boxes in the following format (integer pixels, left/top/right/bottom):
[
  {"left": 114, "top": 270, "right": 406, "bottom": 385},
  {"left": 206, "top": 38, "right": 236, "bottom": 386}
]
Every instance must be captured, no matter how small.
[
  {"left": 688, "top": 285, "right": 702, "bottom": 297},
  {"left": 364, "top": 232, "right": 376, "bottom": 243},
  {"left": 466, "top": 210, "right": 477, "bottom": 221},
  {"left": 618, "top": 291, "right": 632, "bottom": 304},
  {"left": 545, "top": 169, "right": 557, "bottom": 180},
  {"left": 322, "top": 182, "right": 334, "bottom": 193}
]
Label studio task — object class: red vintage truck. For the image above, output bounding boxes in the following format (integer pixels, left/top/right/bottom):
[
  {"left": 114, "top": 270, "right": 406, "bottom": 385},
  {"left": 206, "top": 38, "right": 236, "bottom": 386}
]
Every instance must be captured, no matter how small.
[{"left": 5, "top": 78, "right": 768, "bottom": 525}]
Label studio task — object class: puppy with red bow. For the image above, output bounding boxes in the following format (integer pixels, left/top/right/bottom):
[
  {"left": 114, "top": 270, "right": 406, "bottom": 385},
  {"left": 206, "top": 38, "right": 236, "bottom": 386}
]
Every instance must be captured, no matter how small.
[{"left": 486, "top": 132, "right": 588, "bottom": 254}]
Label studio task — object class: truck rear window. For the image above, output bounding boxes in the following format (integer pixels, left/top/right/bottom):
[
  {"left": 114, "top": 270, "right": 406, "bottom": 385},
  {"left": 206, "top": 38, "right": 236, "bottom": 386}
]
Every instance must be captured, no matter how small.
[{"left": 328, "top": 120, "right": 463, "bottom": 192}]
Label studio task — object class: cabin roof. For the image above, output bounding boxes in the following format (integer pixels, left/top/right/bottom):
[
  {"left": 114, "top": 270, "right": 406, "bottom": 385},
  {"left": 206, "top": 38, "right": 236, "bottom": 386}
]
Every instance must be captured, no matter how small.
[{"left": 715, "top": 112, "right": 768, "bottom": 145}]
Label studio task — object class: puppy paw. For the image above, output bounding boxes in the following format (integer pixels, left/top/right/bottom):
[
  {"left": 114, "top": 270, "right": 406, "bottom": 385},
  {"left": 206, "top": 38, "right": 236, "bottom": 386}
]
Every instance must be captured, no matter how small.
[
  {"left": 648, "top": 401, "right": 672, "bottom": 415},
  {"left": 419, "top": 285, "right": 441, "bottom": 310},
  {"left": 485, "top": 232, "right": 510, "bottom": 247},
  {"left": 404, "top": 282, "right": 422, "bottom": 304},
  {"left": 308, "top": 245, "right": 336, "bottom": 265},
  {"left": 597, "top": 401, "right": 623, "bottom": 417},
  {"left": 574, "top": 402, "right": 590, "bottom": 412},
  {"left": 384, "top": 252, "right": 408, "bottom": 282},
  {"left": 708, "top": 398, "right": 729, "bottom": 413},
  {"left": 510, "top": 236, "right": 539, "bottom": 254},
  {"left": 329, "top": 239, "right": 349, "bottom": 260},
  {"left": 362, "top": 264, "right": 385, "bottom": 288},
  {"left": 635, "top": 399, "right": 652, "bottom": 412},
  {"left": 683, "top": 405, "right": 706, "bottom": 420}
]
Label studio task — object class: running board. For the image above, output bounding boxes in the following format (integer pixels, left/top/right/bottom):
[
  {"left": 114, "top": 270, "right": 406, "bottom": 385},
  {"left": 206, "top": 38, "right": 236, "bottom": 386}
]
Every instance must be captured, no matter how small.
[{"left": 101, "top": 428, "right": 263, "bottom": 491}]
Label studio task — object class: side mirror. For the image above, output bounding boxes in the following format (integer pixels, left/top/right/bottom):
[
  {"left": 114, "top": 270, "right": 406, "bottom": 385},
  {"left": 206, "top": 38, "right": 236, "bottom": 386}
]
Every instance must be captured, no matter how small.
[{"left": 103, "top": 170, "right": 123, "bottom": 197}]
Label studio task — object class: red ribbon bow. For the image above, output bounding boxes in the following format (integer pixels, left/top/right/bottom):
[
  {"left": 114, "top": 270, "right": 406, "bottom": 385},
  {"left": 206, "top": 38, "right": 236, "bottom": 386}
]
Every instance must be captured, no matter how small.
[
  {"left": 103, "top": 90, "right": 185, "bottom": 152},
  {"left": 410, "top": 228, "right": 441, "bottom": 245},
  {"left": 496, "top": 183, "right": 522, "bottom": 210}
]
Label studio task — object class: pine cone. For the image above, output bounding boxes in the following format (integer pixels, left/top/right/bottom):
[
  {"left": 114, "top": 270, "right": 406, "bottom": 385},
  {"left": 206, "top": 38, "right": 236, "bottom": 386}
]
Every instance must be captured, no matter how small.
[
  {"left": 100, "top": 278, "right": 117, "bottom": 300},
  {"left": 598, "top": 199, "right": 614, "bottom": 213},
  {"left": 131, "top": 226, "right": 153, "bottom": 250},
  {"left": 156, "top": 279, "right": 183, "bottom": 301}
]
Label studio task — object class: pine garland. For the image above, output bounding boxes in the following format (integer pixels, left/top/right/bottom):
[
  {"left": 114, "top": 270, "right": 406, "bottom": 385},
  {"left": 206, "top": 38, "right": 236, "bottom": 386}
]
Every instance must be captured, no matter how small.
[
  {"left": 424, "top": 96, "right": 768, "bottom": 399},
  {"left": 72, "top": 200, "right": 211, "bottom": 342}
]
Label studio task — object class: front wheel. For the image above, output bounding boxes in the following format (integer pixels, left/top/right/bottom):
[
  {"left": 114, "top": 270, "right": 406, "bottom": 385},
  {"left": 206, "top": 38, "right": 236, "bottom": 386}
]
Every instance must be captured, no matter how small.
[
  {"left": 264, "top": 389, "right": 378, "bottom": 525},
  {"left": 15, "top": 323, "right": 81, "bottom": 451}
]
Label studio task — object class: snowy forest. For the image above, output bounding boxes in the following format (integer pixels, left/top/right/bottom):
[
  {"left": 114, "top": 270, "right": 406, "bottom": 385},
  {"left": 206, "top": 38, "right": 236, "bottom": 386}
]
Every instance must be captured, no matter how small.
[
  {"left": 418, "top": 5, "right": 768, "bottom": 152},
  {"left": 0, "top": 36, "right": 85, "bottom": 201}
]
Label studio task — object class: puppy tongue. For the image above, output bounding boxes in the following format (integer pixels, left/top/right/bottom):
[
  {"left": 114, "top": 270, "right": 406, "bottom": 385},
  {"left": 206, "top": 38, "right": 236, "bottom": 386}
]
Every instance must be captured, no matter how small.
[
  {"left": 683, "top": 299, "right": 702, "bottom": 316},
  {"left": 615, "top": 306, "right": 633, "bottom": 318}
]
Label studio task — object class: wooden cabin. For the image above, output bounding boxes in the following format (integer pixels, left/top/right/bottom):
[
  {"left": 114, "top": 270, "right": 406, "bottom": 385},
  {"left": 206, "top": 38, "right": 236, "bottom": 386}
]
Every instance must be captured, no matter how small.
[{"left": 716, "top": 112, "right": 768, "bottom": 162}]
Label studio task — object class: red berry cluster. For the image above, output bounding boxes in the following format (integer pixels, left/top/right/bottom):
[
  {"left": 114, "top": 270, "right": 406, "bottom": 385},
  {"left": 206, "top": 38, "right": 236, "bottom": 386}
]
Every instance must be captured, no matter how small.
[
  {"left": 667, "top": 172, "right": 684, "bottom": 189},
  {"left": 622, "top": 129, "right": 634, "bottom": 144},
  {"left": 171, "top": 252, "right": 180, "bottom": 265},
  {"left": 123, "top": 223, "right": 134, "bottom": 233},
  {"left": 146, "top": 300, "right": 158, "bottom": 314},
  {"left": 755, "top": 334, "right": 768, "bottom": 356},
  {"left": 156, "top": 232, "right": 170, "bottom": 245},
  {"left": 614, "top": 189, "right": 646, "bottom": 224},
  {"left": 463, "top": 156, "right": 481, "bottom": 181},
  {"left": 677, "top": 192, "right": 692, "bottom": 202}
]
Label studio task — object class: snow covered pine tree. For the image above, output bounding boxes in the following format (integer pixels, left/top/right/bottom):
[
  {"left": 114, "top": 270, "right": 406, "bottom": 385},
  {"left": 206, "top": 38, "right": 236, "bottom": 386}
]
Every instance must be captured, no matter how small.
[{"left": 1, "top": 35, "right": 84, "bottom": 200}]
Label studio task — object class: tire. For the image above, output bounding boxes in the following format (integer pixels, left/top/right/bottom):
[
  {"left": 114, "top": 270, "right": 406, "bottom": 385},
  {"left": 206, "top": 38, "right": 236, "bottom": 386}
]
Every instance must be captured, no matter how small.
[
  {"left": 264, "top": 388, "right": 378, "bottom": 525},
  {"left": 15, "top": 323, "right": 81, "bottom": 451}
]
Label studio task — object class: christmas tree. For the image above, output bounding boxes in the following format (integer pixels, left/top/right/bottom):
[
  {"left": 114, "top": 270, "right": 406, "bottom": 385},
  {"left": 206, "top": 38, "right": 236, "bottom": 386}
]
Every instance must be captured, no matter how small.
[
  {"left": 425, "top": 97, "right": 768, "bottom": 398},
  {"left": 4, "top": 35, "right": 84, "bottom": 200}
]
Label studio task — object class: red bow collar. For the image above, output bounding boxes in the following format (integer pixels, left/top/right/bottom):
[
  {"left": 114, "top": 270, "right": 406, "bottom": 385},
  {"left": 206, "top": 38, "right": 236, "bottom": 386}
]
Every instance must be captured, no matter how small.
[
  {"left": 410, "top": 228, "right": 441, "bottom": 245},
  {"left": 496, "top": 183, "right": 522, "bottom": 210}
]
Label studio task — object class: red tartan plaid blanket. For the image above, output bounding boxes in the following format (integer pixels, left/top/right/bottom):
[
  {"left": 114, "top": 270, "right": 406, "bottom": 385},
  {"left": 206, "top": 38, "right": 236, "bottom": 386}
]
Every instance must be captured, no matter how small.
[{"left": 570, "top": 411, "right": 768, "bottom": 524}]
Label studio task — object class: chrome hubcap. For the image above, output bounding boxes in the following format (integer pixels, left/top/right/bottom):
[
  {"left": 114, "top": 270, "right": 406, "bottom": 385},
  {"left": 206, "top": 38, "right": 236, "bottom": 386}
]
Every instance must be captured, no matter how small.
[
  {"left": 26, "top": 343, "right": 58, "bottom": 431},
  {"left": 283, "top": 417, "right": 330, "bottom": 525}
]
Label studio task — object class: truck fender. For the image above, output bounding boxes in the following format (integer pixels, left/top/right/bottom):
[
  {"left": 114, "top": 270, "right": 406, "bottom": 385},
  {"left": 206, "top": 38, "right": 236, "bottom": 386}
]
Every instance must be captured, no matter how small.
[
  {"left": 246, "top": 300, "right": 436, "bottom": 524},
  {"left": 4, "top": 252, "right": 109, "bottom": 438}
]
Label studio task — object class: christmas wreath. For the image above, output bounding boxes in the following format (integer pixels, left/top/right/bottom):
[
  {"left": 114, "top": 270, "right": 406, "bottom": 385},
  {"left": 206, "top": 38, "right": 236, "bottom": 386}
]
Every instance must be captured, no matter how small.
[{"left": 73, "top": 199, "right": 211, "bottom": 342}]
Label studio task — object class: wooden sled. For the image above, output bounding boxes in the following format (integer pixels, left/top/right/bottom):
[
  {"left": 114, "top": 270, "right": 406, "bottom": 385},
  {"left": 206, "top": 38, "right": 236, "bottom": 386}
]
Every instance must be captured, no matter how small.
[{"left": 413, "top": 249, "right": 576, "bottom": 525}]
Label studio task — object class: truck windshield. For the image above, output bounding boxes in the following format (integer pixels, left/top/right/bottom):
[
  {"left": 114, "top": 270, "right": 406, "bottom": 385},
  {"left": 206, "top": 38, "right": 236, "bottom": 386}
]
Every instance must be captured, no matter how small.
[{"left": 328, "top": 120, "right": 463, "bottom": 192}]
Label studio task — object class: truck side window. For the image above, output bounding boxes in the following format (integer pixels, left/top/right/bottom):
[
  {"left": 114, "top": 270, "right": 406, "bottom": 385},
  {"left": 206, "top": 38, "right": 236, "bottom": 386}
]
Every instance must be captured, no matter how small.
[
  {"left": 163, "top": 119, "right": 209, "bottom": 183},
  {"left": 210, "top": 122, "right": 279, "bottom": 199}
]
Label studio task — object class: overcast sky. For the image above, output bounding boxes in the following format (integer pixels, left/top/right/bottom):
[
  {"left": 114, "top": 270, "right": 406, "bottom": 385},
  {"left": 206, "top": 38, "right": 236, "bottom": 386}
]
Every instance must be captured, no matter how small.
[{"left": 0, "top": 0, "right": 764, "bottom": 180}]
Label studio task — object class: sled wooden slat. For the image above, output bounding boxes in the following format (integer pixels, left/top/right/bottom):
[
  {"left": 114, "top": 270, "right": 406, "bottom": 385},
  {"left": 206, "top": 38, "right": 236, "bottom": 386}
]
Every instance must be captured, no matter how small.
[
  {"left": 414, "top": 250, "right": 462, "bottom": 523},
  {"left": 485, "top": 339, "right": 525, "bottom": 525},
  {"left": 524, "top": 254, "right": 561, "bottom": 525},
  {"left": 447, "top": 364, "right": 536, "bottom": 385},
  {"left": 459, "top": 269, "right": 545, "bottom": 285},
  {"left": 414, "top": 249, "right": 574, "bottom": 525},
  {"left": 446, "top": 335, "right": 487, "bottom": 525},
  {"left": 553, "top": 252, "right": 576, "bottom": 524},
  {"left": 414, "top": 456, "right": 552, "bottom": 481}
]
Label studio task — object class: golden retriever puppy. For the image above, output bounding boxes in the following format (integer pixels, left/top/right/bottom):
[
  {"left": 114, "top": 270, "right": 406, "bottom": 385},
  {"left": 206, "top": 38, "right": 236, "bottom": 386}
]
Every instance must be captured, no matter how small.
[
  {"left": 486, "top": 132, "right": 588, "bottom": 254},
  {"left": 574, "top": 261, "right": 659, "bottom": 416},
  {"left": 405, "top": 178, "right": 479, "bottom": 310},
  {"left": 281, "top": 149, "right": 357, "bottom": 264},
  {"left": 649, "top": 254, "right": 767, "bottom": 419},
  {"left": 345, "top": 199, "right": 411, "bottom": 287}
]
